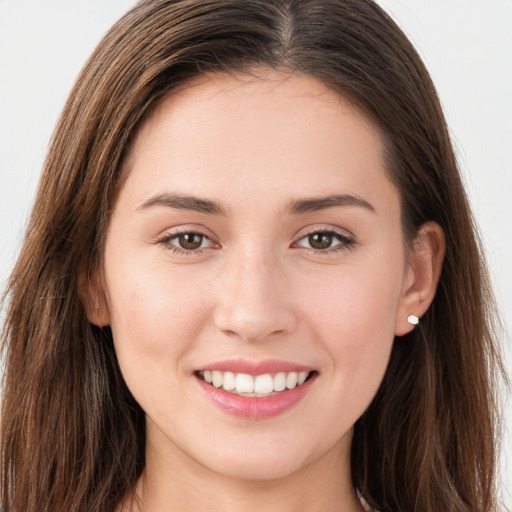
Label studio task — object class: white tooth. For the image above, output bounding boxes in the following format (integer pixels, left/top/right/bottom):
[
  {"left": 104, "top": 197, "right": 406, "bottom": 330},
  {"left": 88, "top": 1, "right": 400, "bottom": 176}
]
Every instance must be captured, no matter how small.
[
  {"left": 212, "top": 371, "right": 223, "bottom": 388},
  {"left": 298, "top": 371, "right": 309, "bottom": 385},
  {"left": 254, "top": 374, "right": 274, "bottom": 394},
  {"left": 274, "top": 372, "right": 286, "bottom": 392},
  {"left": 222, "top": 371, "right": 236, "bottom": 391},
  {"left": 285, "top": 372, "right": 298, "bottom": 389},
  {"left": 235, "top": 373, "right": 254, "bottom": 393},
  {"left": 203, "top": 371, "right": 212, "bottom": 384}
]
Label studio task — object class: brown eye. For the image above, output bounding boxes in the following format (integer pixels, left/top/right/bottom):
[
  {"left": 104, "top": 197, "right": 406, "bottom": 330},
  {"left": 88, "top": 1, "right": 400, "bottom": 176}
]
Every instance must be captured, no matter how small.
[
  {"left": 158, "top": 230, "right": 217, "bottom": 255},
  {"left": 177, "top": 233, "right": 204, "bottom": 250},
  {"left": 308, "top": 233, "right": 333, "bottom": 250},
  {"left": 295, "top": 229, "right": 354, "bottom": 253}
]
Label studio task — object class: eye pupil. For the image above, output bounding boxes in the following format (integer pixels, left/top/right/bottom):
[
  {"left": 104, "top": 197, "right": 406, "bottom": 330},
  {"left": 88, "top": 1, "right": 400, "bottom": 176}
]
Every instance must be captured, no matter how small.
[
  {"left": 309, "top": 233, "right": 332, "bottom": 250},
  {"left": 178, "top": 233, "right": 203, "bottom": 250}
]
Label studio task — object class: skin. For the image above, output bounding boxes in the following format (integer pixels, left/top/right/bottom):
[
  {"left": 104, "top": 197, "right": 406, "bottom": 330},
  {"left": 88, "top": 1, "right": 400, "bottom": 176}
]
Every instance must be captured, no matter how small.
[{"left": 84, "top": 69, "right": 444, "bottom": 512}]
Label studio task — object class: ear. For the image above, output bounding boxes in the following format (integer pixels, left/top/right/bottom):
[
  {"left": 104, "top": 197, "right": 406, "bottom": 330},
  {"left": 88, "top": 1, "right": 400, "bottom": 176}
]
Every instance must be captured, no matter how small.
[
  {"left": 77, "top": 264, "right": 111, "bottom": 327},
  {"left": 395, "top": 222, "right": 445, "bottom": 336}
]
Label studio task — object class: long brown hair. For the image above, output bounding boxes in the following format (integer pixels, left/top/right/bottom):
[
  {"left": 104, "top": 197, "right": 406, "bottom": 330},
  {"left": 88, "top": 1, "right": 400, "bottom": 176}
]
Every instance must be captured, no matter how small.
[{"left": 1, "top": 1, "right": 505, "bottom": 511}]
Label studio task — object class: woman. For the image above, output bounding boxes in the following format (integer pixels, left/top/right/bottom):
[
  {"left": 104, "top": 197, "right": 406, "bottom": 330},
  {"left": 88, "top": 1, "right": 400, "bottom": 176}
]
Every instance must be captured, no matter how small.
[{"left": 0, "top": 1, "right": 505, "bottom": 511}]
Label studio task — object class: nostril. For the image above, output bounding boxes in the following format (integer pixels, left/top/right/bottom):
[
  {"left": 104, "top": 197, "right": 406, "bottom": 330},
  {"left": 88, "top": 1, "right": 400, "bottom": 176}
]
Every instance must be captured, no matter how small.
[{"left": 212, "top": 288, "right": 299, "bottom": 342}]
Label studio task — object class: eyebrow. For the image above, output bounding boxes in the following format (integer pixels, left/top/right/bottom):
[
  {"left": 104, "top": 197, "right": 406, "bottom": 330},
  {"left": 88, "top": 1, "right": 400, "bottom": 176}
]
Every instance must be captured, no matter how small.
[
  {"left": 287, "top": 194, "right": 375, "bottom": 214},
  {"left": 137, "top": 192, "right": 227, "bottom": 215},
  {"left": 137, "top": 192, "right": 375, "bottom": 216}
]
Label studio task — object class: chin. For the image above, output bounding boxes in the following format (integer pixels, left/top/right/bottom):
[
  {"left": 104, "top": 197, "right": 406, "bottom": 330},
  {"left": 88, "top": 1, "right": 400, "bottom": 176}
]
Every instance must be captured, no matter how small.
[
  {"left": 190, "top": 431, "right": 333, "bottom": 483},
  {"left": 203, "top": 452, "right": 309, "bottom": 482}
]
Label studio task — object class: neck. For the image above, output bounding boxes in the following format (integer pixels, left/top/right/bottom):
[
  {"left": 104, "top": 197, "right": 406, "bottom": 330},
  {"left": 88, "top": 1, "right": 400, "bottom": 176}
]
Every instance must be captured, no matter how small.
[{"left": 118, "top": 424, "right": 364, "bottom": 512}]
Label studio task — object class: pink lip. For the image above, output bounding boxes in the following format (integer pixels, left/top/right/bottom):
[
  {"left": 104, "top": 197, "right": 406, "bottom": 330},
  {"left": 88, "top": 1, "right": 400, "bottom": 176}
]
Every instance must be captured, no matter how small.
[
  {"left": 195, "top": 361, "right": 318, "bottom": 419},
  {"left": 197, "top": 358, "right": 314, "bottom": 375}
]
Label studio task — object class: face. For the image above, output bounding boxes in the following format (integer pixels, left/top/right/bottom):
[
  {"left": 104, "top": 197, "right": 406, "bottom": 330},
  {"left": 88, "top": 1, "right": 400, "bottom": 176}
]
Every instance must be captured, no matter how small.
[{"left": 96, "top": 70, "right": 417, "bottom": 481}]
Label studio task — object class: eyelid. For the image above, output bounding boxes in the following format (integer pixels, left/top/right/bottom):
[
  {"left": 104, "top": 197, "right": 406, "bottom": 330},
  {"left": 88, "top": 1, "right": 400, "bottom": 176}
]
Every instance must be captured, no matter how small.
[
  {"left": 292, "top": 225, "right": 356, "bottom": 253},
  {"left": 293, "top": 224, "right": 355, "bottom": 241},
  {"left": 153, "top": 224, "right": 216, "bottom": 241},
  {"left": 154, "top": 225, "right": 220, "bottom": 255},
  {"left": 152, "top": 224, "right": 355, "bottom": 257}
]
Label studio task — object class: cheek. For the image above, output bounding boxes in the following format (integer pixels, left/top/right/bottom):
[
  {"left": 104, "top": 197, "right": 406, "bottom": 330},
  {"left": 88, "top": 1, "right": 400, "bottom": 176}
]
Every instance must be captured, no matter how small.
[
  {"left": 304, "top": 261, "right": 402, "bottom": 342},
  {"left": 107, "top": 252, "right": 209, "bottom": 328},
  {"left": 300, "top": 259, "right": 402, "bottom": 404},
  {"left": 103, "top": 255, "right": 211, "bottom": 392}
]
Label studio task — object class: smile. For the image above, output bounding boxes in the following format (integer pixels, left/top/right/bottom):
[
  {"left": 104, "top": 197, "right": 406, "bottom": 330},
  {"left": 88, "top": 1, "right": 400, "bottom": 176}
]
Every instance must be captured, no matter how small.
[
  {"left": 195, "top": 363, "right": 318, "bottom": 419},
  {"left": 198, "top": 370, "right": 313, "bottom": 397}
]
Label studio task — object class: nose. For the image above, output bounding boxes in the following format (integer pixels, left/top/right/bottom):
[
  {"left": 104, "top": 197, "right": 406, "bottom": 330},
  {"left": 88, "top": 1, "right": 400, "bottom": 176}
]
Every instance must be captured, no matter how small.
[{"left": 213, "top": 246, "right": 298, "bottom": 343}]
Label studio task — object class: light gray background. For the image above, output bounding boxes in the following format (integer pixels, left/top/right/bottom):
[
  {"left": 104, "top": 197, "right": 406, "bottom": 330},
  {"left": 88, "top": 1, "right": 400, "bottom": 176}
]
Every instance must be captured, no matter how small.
[{"left": 1, "top": 0, "right": 511, "bottom": 504}]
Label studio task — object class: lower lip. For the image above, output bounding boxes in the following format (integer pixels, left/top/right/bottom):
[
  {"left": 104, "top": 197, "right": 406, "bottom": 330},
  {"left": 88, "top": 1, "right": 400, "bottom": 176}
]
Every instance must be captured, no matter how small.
[{"left": 196, "top": 373, "right": 317, "bottom": 419}]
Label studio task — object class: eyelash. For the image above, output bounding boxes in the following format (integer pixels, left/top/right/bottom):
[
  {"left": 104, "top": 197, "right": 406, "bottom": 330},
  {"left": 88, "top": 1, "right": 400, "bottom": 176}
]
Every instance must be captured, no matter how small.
[
  {"left": 156, "top": 230, "right": 216, "bottom": 256},
  {"left": 156, "top": 228, "right": 355, "bottom": 256},
  {"left": 293, "top": 228, "right": 355, "bottom": 254}
]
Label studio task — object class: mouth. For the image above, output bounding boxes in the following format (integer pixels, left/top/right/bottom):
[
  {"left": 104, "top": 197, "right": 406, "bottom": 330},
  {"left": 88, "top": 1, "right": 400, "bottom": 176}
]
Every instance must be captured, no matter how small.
[{"left": 196, "top": 370, "right": 318, "bottom": 397}]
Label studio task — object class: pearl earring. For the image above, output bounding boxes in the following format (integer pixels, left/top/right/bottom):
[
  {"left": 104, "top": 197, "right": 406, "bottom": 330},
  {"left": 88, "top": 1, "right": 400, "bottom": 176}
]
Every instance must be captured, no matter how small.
[{"left": 407, "top": 314, "right": 419, "bottom": 325}]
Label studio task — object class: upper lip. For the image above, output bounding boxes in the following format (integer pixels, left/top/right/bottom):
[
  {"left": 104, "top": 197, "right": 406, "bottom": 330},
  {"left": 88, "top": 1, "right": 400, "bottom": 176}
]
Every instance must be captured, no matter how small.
[{"left": 196, "top": 358, "right": 315, "bottom": 375}]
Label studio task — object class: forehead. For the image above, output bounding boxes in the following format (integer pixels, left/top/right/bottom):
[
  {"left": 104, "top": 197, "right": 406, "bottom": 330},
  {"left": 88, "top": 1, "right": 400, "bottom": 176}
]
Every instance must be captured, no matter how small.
[
  {"left": 141, "top": 69, "right": 353, "bottom": 125},
  {"left": 119, "top": 69, "right": 397, "bottom": 216},
  {"left": 129, "top": 69, "right": 382, "bottom": 161}
]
